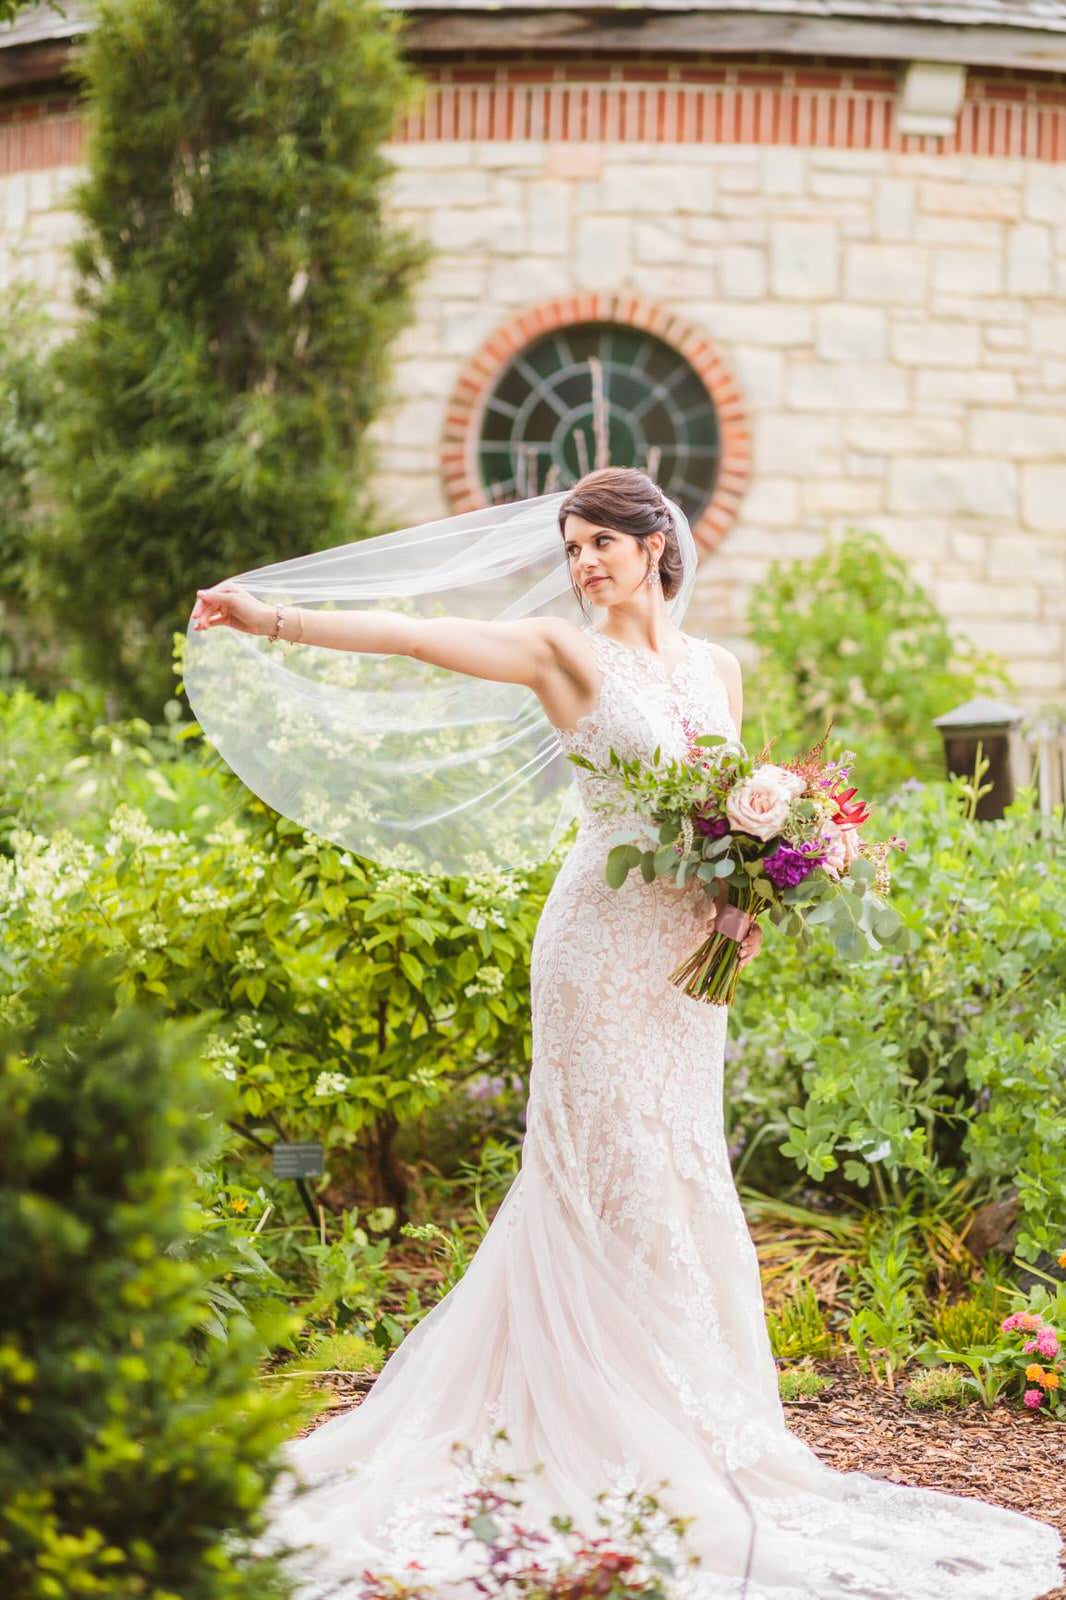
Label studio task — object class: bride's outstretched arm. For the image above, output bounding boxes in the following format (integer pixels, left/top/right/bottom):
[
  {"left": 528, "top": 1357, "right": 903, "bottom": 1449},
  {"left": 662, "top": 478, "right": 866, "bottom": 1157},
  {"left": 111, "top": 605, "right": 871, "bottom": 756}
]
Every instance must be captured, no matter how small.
[{"left": 191, "top": 581, "right": 566, "bottom": 689}]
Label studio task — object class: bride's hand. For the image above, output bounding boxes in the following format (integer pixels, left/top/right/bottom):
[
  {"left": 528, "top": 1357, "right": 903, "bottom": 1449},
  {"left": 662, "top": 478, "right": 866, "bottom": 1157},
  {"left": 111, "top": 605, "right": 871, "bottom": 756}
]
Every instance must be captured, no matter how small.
[
  {"left": 192, "top": 582, "right": 271, "bottom": 636},
  {"left": 738, "top": 921, "right": 763, "bottom": 969},
  {"left": 705, "top": 890, "right": 763, "bottom": 969}
]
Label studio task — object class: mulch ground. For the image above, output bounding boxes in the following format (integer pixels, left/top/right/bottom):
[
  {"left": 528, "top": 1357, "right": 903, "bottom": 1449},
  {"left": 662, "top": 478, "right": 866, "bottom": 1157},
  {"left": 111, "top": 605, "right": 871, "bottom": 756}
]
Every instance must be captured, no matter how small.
[
  {"left": 782, "top": 1357, "right": 1066, "bottom": 1598},
  {"left": 294, "top": 1358, "right": 1066, "bottom": 1597}
]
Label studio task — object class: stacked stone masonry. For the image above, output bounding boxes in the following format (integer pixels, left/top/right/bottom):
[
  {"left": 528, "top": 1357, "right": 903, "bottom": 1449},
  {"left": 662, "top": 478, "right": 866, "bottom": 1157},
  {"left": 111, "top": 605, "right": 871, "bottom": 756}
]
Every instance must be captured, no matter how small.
[{"left": 1, "top": 69, "right": 1065, "bottom": 702}]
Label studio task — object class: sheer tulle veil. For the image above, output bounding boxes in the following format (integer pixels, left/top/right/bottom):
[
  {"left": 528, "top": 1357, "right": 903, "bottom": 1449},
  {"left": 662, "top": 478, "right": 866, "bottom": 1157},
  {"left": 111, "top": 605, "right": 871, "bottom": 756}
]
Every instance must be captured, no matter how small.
[{"left": 182, "top": 489, "right": 698, "bottom": 876}]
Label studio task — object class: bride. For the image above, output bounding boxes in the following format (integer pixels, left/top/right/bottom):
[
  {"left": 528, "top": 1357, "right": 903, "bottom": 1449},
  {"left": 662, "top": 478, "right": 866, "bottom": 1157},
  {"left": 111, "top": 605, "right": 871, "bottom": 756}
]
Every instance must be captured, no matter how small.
[{"left": 190, "top": 467, "right": 1063, "bottom": 1600}]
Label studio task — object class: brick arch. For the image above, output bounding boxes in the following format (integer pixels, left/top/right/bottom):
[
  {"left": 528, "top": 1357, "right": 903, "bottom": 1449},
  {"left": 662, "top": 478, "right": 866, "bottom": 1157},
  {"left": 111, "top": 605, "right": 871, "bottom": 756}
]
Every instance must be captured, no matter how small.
[{"left": 440, "top": 293, "right": 750, "bottom": 557}]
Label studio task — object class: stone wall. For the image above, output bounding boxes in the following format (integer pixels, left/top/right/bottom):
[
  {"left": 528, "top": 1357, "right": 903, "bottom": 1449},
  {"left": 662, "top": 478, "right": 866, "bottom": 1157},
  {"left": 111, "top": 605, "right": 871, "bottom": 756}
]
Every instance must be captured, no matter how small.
[
  {"left": 2, "top": 123, "right": 1064, "bottom": 702},
  {"left": 377, "top": 138, "right": 1066, "bottom": 700}
]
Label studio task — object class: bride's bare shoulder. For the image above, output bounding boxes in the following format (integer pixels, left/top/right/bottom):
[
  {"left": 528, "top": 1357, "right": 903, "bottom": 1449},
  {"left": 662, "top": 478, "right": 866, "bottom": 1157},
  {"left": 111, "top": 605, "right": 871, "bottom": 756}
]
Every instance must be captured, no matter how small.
[
  {"left": 702, "top": 639, "right": 743, "bottom": 728},
  {"left": 705, "top": 639, "right": 742, "bottom": 680}
]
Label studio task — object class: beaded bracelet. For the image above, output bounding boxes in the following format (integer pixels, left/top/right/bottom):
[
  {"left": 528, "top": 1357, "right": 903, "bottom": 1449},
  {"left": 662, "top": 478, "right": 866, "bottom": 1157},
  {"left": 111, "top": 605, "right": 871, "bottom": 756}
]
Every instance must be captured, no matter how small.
[{"left": 267, "top": 604, "right": 305, "bottom": 643}]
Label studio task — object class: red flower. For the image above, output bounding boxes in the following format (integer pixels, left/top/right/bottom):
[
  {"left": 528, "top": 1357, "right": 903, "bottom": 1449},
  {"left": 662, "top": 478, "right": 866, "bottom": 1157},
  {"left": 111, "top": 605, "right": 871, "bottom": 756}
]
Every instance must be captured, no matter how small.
[{"left": 829, "top": 786, "right": 871, "bottom": 829}]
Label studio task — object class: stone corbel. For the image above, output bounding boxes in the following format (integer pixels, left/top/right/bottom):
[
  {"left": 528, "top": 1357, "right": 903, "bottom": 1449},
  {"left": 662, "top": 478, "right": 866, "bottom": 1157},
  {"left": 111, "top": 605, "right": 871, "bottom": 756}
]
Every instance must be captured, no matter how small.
[{"left": 896, "top": 61, "right": 968, "bottom": 138}]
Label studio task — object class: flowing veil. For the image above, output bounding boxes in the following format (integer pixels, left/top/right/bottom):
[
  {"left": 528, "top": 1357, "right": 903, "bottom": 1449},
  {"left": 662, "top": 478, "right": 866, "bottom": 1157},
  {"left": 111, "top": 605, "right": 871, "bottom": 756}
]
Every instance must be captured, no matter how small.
[{"left": 182, "top": 490, "right": 698, "bottom": 876}]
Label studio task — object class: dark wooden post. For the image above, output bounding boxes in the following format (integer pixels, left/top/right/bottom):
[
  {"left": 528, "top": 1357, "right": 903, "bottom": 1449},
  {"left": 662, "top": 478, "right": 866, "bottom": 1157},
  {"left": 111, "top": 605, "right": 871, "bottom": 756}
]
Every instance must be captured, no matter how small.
[{"left": 932, "top": 698, "right": 1027, "bottom": 821}]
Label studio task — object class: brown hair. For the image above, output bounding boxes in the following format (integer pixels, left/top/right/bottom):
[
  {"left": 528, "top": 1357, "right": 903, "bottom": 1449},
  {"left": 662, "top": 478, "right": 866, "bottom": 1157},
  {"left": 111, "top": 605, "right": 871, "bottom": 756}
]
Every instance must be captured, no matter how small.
[{"left": 557, "top": 467, "right": 684, "bottom": 612}]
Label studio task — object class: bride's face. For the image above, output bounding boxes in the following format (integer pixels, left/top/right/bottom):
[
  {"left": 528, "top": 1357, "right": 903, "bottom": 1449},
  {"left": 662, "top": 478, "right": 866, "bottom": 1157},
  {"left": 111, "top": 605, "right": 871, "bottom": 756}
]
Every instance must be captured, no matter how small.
[{"left": 562, "top": 514, "right": 663, "bottom": 606}]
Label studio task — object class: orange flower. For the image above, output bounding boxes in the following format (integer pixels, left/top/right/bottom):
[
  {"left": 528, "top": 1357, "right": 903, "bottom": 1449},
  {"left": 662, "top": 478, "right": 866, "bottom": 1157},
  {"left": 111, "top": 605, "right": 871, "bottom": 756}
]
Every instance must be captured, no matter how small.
[
  {"left": 230, "top": 1195, "right": 249, "bottom": 1213},
  {"left": 1058, "top": 1247, "right": 1066, "bottom": 1268},
  {"left": 1041, "top": 1370, "right": 1060, "bottom": 1390},
  {"left": 1025, "top": 1363, "right": 1045, "bottom": 1382}
]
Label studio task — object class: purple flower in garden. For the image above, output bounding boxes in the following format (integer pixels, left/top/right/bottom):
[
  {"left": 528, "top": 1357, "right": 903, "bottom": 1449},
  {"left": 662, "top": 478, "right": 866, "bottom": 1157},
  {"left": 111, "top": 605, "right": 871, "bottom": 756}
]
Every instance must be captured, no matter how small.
[
  {"left": 695, "top": 811, "right": 730, "bottom": 838},
  {"left": 763, "top": 842, "right": 824, "bottom": 890}
]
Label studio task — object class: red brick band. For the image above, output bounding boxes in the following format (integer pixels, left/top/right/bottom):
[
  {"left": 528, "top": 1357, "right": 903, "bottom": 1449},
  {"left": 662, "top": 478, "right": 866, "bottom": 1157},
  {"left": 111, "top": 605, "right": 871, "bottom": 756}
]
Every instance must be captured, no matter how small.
[
  {"left": 441, "top": 294, "right": 750, "bottom": 556},
  {"left": 3, "top": 65, "right": 1065, "bottom": 175},
  {"left": 395, "top": 65, "right": 1066, "bottom": 161}
]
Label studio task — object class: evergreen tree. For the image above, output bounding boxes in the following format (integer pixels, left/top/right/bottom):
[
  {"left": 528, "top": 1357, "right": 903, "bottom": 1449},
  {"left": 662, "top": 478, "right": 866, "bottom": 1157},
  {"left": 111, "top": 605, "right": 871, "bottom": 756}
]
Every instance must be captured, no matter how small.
[
  {"left": 0, "top": 283, "right": 62, "bottom": 687},
  {"left": 0, "top": 961, "right": 311, "bottom": 1599},
  {"left": 41, "top": 0, "right": 426, "bottom": 710}
]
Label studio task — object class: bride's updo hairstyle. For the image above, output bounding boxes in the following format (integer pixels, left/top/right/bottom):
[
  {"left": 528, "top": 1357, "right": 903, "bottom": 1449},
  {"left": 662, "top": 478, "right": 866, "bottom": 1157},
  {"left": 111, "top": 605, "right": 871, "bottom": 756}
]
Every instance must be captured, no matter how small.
[{"left": 557, "top": 467, "right": 685, "bottom": 607}]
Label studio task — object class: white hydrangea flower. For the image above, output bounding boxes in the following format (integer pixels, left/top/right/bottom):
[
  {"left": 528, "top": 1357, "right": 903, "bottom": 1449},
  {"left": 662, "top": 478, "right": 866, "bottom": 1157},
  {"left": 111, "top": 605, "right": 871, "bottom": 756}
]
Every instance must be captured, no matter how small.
[{"left": 313, "top": 1070, "right": 349, "bottom": 1097}]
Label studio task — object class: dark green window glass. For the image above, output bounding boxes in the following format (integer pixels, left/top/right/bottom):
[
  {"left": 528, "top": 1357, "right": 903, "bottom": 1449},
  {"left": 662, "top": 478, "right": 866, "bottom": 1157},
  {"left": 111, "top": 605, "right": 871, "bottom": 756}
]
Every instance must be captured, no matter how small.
[{"left": 477, "top": 323, "right": 720, "bottom": 523}]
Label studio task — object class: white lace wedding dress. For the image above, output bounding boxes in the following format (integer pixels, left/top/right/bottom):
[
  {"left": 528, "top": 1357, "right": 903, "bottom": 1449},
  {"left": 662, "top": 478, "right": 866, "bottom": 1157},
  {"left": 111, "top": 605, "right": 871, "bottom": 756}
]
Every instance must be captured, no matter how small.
[{"left": 260, "top": 625, "right": 1064, "bottom": 1600}]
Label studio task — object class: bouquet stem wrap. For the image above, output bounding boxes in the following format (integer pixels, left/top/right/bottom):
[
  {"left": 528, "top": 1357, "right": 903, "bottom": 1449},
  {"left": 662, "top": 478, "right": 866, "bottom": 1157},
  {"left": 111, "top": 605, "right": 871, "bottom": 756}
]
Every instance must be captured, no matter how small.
[{"left": 669, "top": 886, "right": 759, "bottom": 1007}]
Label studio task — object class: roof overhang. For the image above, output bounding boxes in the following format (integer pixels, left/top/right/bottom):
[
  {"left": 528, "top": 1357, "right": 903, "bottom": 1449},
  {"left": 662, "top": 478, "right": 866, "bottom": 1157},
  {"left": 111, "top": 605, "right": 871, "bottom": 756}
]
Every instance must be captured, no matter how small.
[
  {"left": 3, "top": 0, "right": 1066, "bottom": 79},
  {"left": 395, "top": 8, "right": 1066, "bottom": 70}
]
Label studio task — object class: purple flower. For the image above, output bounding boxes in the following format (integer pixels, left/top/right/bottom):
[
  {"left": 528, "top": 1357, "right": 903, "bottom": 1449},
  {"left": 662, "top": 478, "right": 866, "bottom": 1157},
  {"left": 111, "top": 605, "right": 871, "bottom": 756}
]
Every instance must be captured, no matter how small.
[
  {"left": 695, "top": 813, "right": 730, "bottom": 839},
  {"left": 764, "top": 843, "right": 822, "bottom": 890}
]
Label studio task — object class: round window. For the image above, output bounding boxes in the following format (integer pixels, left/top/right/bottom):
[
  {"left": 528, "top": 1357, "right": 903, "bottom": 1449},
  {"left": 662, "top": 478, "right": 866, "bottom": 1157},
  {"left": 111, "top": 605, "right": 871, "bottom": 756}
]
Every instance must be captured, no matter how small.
[{"left": 476, "top": 322, "right": 721, "bottom": 524}]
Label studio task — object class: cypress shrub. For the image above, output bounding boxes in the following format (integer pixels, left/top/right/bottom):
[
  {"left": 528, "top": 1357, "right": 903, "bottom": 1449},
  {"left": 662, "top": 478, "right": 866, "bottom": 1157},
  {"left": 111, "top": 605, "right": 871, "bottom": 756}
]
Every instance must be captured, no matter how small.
[
  {"left": 0, "top": 960, "right": 311, "bottom": 1600},
  {"left": 40, "top": 0, "right": 426, "bottom": 710}
]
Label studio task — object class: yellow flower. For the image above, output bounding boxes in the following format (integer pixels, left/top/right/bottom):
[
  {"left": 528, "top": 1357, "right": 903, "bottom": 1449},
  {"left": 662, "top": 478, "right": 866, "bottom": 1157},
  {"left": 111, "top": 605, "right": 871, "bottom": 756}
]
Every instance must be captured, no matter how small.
[
  {"left": 230, "top": 1196, "right": 249, "bottom": 1214},
  {"left": 1025, "top": 1363, "right": 1045, "bottom": 1382},
  {"left": 1041, "top": 1371, "right": 1060, "bottom": 1390}
]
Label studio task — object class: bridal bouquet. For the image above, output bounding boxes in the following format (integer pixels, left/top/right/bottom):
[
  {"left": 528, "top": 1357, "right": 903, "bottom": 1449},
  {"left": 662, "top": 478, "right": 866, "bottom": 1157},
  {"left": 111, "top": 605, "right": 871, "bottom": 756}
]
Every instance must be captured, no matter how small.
[{"left": 567, "top": 722, "right": 908, "bottom": 1006}]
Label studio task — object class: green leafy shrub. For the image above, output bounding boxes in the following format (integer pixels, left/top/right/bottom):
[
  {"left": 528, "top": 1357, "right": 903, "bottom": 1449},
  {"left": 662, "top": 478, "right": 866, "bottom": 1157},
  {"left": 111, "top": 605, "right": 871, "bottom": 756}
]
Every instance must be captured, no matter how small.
[
  {"left": 729, "top": 776, "right": 1066, "bottom": 1261},
  {"left": 0, "top": 960, "right": 309, "bottom": 1600},
  {"left": 744, "top": 528, "right": 1011, "bottom": 796},
  {"left": 0, "top": 687, "right": 553, "bottom": 1341}
]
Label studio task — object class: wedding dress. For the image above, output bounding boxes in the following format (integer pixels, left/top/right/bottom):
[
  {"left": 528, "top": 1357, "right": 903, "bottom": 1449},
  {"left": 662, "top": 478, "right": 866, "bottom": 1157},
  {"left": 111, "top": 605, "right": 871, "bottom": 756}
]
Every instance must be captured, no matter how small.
[{"left": 260, "top": 624, "right": 1064, "bottom": 1600}]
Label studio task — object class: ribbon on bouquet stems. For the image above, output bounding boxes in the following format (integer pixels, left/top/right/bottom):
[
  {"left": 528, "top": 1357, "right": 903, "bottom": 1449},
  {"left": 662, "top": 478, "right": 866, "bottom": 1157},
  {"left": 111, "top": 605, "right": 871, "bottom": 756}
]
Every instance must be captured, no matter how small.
[{"left": 668, "top": 882, "right": 761, "bottom": 1008}]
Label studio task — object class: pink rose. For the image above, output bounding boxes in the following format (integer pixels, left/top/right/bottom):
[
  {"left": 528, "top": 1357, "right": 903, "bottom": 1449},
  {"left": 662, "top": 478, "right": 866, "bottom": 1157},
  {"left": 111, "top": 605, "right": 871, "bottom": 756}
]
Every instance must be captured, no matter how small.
[
  {"left": 725, "top": 771, "right": 794, "bottom": 842},
  {"left": 755, "top": 764, "right": 805, "bottom": 798}
]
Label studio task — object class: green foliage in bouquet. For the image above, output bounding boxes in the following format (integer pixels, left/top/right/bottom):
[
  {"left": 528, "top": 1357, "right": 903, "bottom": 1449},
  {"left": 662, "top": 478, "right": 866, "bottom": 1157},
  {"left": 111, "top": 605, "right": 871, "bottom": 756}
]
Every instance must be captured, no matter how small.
[
  {"left": 37, "top": 0, "right": 427, "bottom": 712},
  {"left": 727, "top": 776, "right": 1066, "bottom": 1262},
  {"left": 744, "top": 529, "right": 1012, "bottom": 795},
  {"left": 0, "top": 960, "right": 308, "bottom": 1600}
]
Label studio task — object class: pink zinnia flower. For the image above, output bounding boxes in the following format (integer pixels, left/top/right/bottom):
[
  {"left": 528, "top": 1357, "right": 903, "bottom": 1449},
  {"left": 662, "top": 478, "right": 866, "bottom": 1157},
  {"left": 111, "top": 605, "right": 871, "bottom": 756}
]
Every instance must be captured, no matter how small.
[{"left": 1023, "top": 1388, "right": 1044, "bottom": 1409}]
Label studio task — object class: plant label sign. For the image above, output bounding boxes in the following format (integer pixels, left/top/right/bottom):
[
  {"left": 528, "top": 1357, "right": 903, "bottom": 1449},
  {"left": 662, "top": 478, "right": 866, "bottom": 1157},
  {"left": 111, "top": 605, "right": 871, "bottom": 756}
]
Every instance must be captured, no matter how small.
[{"left": 272, "top": 1141, "right": 324, "bottom": 1179}]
